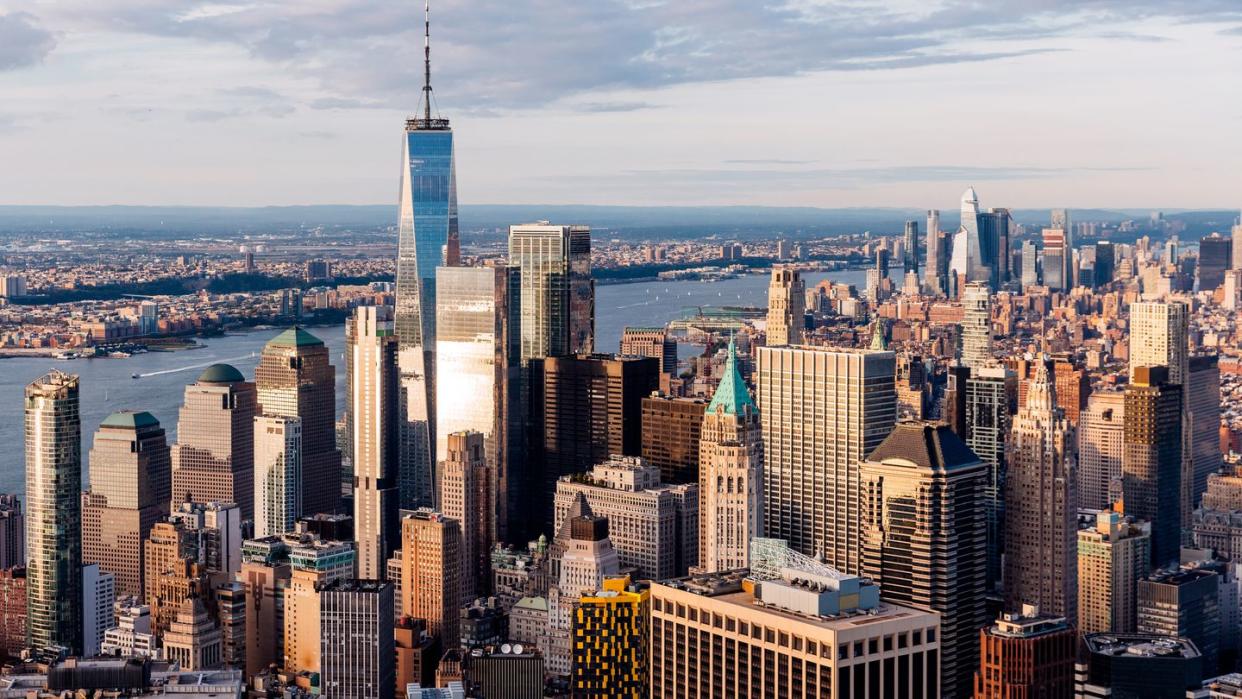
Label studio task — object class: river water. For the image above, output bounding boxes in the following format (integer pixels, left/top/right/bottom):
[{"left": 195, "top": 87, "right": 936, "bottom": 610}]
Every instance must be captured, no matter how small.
[{"left": 0, "top": 268, "right": 870, "bottom": 495}]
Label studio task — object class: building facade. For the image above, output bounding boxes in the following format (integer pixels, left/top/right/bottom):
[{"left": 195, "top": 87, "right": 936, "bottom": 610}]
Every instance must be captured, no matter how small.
[
  {"left": 253, "top": 415, "right": 302, "bottom": 539},
  {"left": 1078, "top": 391, "right": 1126, "bottom": 511},
  {"left": 1122, "top": 366, "right": 1184, "bottom": 569},
  {"left": 319, "top": 579, "right": 396, "bottom": 699},
  {"left": 1078, "top": 511, "right": 1151, "bottom": 635},
  {"left": 170, "top": 364, "right": 257, "bottom": 518},
  {"left": 350, "top": 306, "right": 401, "bottom": 579},
  {"left": 973, "top": 607, "right": 1076, "bottom": 699},
  {"left": 508, "top": 223, "right": 593, "bottom": 362},
  {"left": 766, "top": 267, "right": 805, "bottom": 347}
]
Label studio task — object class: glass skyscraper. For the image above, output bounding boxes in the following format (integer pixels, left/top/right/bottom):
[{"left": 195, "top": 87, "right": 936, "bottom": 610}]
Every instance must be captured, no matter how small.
[
  {"left": 396, "top": 112, "right": 458, "bottom": 510},
  {"left": 508, "top": 223, "right": 594, "bottom": 362}
]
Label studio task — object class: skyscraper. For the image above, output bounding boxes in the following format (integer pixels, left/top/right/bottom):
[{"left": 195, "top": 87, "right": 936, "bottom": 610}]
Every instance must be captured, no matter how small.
[
  {"left": 396, "top": 5, "right": 459, "bottom": 512},
  {"left": 25, "top": 370, "right": 82, "bottom": 653},
  {"left": 170, "top": 364, "right": 257, "bottom": 518},
  {"left": 1003, "top": 364, "right": 1077, "bottom": 620},
  {"left": 1020, "top": 240, "right": 1039, "bottom": 287},
  {"left": 1078, "top": 511, "right": 1151, "bottom": 635},
  {"left": 756, "top": 345, "right": 896, "bottom": 571},
  {"left": 1130, "top": 301, "right": 1189, "bottom": 385},
  {"left": 0, "top": 495, "right": 23, "bottom": 570},
  {"left": 1041, "top": 228, "right": 1067, "bottom": 291},
  {"left": 319, "top": 579, "right": 396, "bottom": 699},
  {"left": 398, "top": 509, "right": 462, "bottom": 646},
  {"left": 620, "top": 327, "right": 677, "bottom": 376},
  {"left": 765, "top": 267, "right": 805, "bottom": 346},
  {"left": 960, "top": 281, "right": 992, "bottom": 368},
  {"left": 965, "top": 364, "right": 1016, "bottom": 592},
  {"left": 437, "top": 431, "right": 490, "bottom": 601},
  {"left": 948, "top": 186, "right": 987, "bottom": 290},
  {"left": 979, "top": 207, "right": 1011, "bottom": 287},
  {"left": 1077, "top": 391, "right": 1126, "bottom": 511},
  {"left": 252, "top": 415, "right": 302, "bottom": 539},
  {"left": 255, "top": 327, "right": 341, "bottom": 516},
  {"left": 927, "top": 208, "right": 947, "bottom": 295},
  {"left": 973, "top": 607, "right": 1076, "bottom": 699},
  {"left": 162, "top": 596, "right": 222, "bottom": 671},
  {"left": 698, "top": 339, "right": 763, "bottom": 573},
  {"left": 639, "top": 394, "right": 705, "bottom": 485},
  {"left": 508, "top": 223, "right": 594, "bottom": 361},
  {"left": 1138, "top": 568, "right": 1221, "bottom": 674},
  {"left": 571, "top": 575, "right": 649, "bottom": 699},
  {"left": 435, "top": 264, "right": 522, "bottom": 543},
  {"left": 1123, "top": 366, "right": 1183, "bottom": 570},
  {"left": 1188, "top": 355, "right": 1222, "bottom": 511},
  {"left": 1051, "top": 208, "right": 1073, "bottom": 286},
  {"left": 861, "top": 422, "right": 987, "bottom": 699},
  {"left": 1199, "top": 233, "right": 1232, "bottom": 292},
  {"left": 903, "top": 220, "right": 920, "bottom": 275},
  {"left": 544, "top": 510, "right": 620, "bottom": 676},
  {"left": 350, "top": 306, "right": 401, "bottom": 579},
  {"left": 82, "top": 411, "right": 171, "bottom": 598}
]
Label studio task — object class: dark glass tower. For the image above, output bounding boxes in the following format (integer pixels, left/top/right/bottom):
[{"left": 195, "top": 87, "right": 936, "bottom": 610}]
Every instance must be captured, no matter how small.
[{"left": 396, "top": 3, "right": 458, "bottom": 509}]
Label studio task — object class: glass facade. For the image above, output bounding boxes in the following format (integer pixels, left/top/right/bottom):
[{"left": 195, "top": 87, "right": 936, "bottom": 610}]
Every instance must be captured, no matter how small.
[
  {"left": 396, "top": 124, "right": 458, "bottom": 511},
  {"left": 508, "top": 224, "right": 594, "bottom": 362}
]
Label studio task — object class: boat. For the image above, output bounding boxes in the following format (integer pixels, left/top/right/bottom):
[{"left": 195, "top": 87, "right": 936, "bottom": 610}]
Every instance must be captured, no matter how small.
[
  {"left": 109, "top": 351, "right": 131, "bottom": 358},
  {"left": 132, "top": 373, "right": 141, "bottom": 379}
]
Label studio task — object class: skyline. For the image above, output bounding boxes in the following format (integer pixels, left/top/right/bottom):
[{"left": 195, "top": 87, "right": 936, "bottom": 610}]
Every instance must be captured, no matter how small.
[{"left": 0, "top": 2, "right": 1240, "bottom": 208}]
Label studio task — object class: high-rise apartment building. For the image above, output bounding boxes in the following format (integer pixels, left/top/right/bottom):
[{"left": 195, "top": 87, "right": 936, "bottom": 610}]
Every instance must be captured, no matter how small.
[
  {"left": 0, "top": 567, "right": 26, "bottom": 658},
  {"left": 398, "top": 510, "right": 462, "bottom": 645},
  {"left": 82, "top": 411, "right": 170, "bottom": 598},
  {"left": 927, "top": 209, "right": 948, "bottom": 295},
  {"left": 0, "top": 495, "right": 23, "bottom": 570},
  {"left": 532, "top": 353, "right": 659, "bottom": 536},
  {"left": 861, "top": 422, "right": 987, "bottom": 699},
  {"left": 640, "top": 394, "right": 705, "bottom": 485},
  {"left": 973, "top": 606, "right": 1076, "bottom": 699},
  {"left": 1078, "top": 511, "right": 1151, "bottom": 635},
  {"left": 756, "top": 345, "right": 895, "bottom": 570},
  {"left": 1122, "top": 366, "right": 1184, "bottom": 569},
  {"left": 508, "top": 223, "right": 594, "bottom": 361},
  {"left": 571, "top": 575, "right": 649, "bottom": 699},
  {"left": 765, "top": 267, "right": 805, "bottom": 346},
  {"left": 1003, "top": 364, "right": 1077, "bottom": 620},
  {"left": 1138, "top": 568, "right": 1221, "bottom": 674},
  {"left": 1188, "top": 355, "right": 1223, "bottom": 511},
  {"left": 650, "top": 566, "right": 941, "bottom": 698},
  {"left": 435, "top": 264, "right": 523, "bottom": 543},
  {"left": 620, "top": 327, "right": 677, "bottom": 376},
  {"left": 553, "top": 456, "right": 698, "bottom": 580},
  {"left": 698, "top": 340, "right": 763, "bottom": 573},
  {"left": 253, "top": 415, "right": 301, "bottom": 539},
  {"left": 319, "top": 579, "right": 395, "bottom": 699},
  {"left": 960, "top": 282, "right": 992, "bottom": 368},
  {"left": 1129, "top": 301, "right": 1189, "bottom": 386},
  {"left": 350, "top": 306, "right": 401, "bottom": 579},
  {"left": 965, "top": 364, "right": 1016, "bottom": 592},
  {"left": 437, "top": 431, "right": 490, "bottom": 600},
  {"left": 25, "top": 370, "right": 83, "bottom": 653},
  {"left": 255, "top": 328, "right": 340, "bottom": 517},
  {"left": 171, "top": 364, "right": 257, "bottom": 518},
  {"left": 903, "top": 220, "right": 920, "bottom": 275}
]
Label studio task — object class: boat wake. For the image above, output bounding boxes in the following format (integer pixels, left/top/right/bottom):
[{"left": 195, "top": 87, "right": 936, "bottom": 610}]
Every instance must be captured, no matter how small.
[{"left": 134, "top": 354, "right": 255, "bottom": 379}]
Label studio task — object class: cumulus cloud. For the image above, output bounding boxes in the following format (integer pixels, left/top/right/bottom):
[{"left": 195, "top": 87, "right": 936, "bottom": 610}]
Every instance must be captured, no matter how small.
[{"left": 0, "top": 11, "right": 55, "bottom": 71}]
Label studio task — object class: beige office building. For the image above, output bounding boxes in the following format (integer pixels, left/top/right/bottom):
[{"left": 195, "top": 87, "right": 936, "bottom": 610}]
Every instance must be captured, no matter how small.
[
  {"left": 398, "top": 510, "right": 462, "bottom": 645},
  {"left": 1078, "top": 391, "right": 1126, "bottom": 511},
  {"left": 82, "top": 411, "right": 171, "bottom": 598},
  {"left": 766, "top": 267, "right": 805, "bottom": 346},
  {"left": 170, "top": 364, "right": 257, "bottom": 518},
  {"left": 350, "top": 306, "right": 400, "bottom": 579},
  {"left": 437, "top": 430, "right": 491, "bottom": 600},
  {"left": 756, "top": 345, "right": 896, "bottom": 571},
  {"left": 253, "top": 415, "right": 301, "bottom": 539},
  {"left": 1077, "top": 511, "right": 1151, "bottom": 635}
]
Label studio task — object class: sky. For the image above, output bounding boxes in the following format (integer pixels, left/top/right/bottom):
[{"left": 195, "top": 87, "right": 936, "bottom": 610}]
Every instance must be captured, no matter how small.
[{"left": 1, "top": 1, "right": 1240, "bottom": 210}]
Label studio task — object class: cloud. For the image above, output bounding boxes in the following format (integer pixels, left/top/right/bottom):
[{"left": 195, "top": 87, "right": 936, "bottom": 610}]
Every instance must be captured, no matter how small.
[
  {"left": 725, "top": 159, "right": 817, "bottom": 165},
  {"left": 0, "top": 12, "right": 55, "bottom": 71},
  {"left": 573, "top": 101, "right": 660, "bottom": 113}
]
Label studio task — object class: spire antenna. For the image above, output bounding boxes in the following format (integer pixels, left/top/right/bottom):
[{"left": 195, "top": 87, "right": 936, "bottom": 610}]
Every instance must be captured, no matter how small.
[{"left": 423, "top": 0, "right": 432, "bottom": 123}]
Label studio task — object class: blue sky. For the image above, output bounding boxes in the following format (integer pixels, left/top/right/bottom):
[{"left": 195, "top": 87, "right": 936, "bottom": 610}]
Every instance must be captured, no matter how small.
[{"left": 1, "top": 1, "right": 1240, "bottom": 209}]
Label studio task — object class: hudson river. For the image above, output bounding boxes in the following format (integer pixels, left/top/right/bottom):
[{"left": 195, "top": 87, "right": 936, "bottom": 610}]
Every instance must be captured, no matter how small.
[{"left": 0, "top": 268, "right": 869, "bottom": 494}]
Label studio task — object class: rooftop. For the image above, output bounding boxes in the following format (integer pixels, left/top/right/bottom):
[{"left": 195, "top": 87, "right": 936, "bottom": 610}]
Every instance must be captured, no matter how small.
[
  {"left": 100, "top": 410, "right": 160, "bottom": 430},
  {"left": 866, "top": 421, "right": 982, "bottom": 473},
  {"left": 1083, "top": 633, "right": 1200, "bottom": 659},
  {"left": 197, "top": 363, "right": 245, "bottom": 384},
  {"left": 266, "top": 326, "right": 323, "bottom": 348},
  {"left": 707, "top": 337, "right": 757, "bottom": 416}
]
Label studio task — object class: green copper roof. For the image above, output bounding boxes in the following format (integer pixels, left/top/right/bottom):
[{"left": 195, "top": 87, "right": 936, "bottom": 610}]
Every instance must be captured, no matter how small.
[
  {"left": 869, "top": 319, "right": 888, "bottom": 350},
  {"left": 268, "top": 326, "right": 324, "bottom": 348},
  {"left": 707, "top": 338, "right": 757, "bottom": 416},
  {"left": 198, "top": 363, "right": 246, "bottom": 384},
  {"left": 100, "top": 410, "right": 160, "bottom": 430}
]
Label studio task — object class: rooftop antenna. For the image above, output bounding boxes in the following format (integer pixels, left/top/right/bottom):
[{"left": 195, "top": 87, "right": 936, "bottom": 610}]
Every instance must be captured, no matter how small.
[{"left": 423, "top": 0, "right": 433, "bottom": 123}]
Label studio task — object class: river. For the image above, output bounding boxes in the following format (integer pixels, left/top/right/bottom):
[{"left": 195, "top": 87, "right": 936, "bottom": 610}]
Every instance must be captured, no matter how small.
[{"left": 0, "top": 268, "right": 872, "bottom": 495}]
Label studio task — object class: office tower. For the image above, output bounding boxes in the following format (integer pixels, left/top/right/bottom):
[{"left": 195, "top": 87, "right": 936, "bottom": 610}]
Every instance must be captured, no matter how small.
[
  {"left": 253, "top": 415, "right": 301, "bottom": 539},
  {"left": 571, "top": 575, "right": 649, "bottom": 699},
  {"left": 766, "top": 267, "right": 805, "bottom": 346},
  {"left": 973, "top": 606, "right": 1076, "bottom": 699},
  {"left": 1188, "top": 355, "right": 1222, "bottom": 509},
  {"left": 1138, "top": 568, "right": 1221, "bottom": 674},
  {"left": 960, "top": 282, "right": 992, "bottom": 368},
  {"left": 24, "top": 370, "right": 82, "bottom": 653},
  {"left": 698, "top": 340, "right": 763, "bottom": 573},
  {"left": 1096, "top": 241, "right": 1116, "bottom": 285},
  {"left": 0, "top": 567, "right": 26, "bottom": 657},
  {"left": 1050, "top": 208, "right": 1073, "bottom": 286},
  {"left": 949, "top": 186, "right": 988, "bottom": 289},
  {"left": 239, "top": 537, "right": 292, "bottom": 673},
  {"left": 1079, "top": 634, "right": 1205, "bottom": 698},
  {"left": 533, "top": 354, "right": 659, "bottom": 536},
  {"left": 1078, "top": 392, "right": 1127, "bottom": 511},
  {"left": 434, "top": 265, "right": 523, "bottom": 543},
  {"left": 756, "top": 345, "right": 895, "bottom": 569},
  {"left": 508, "top": 223, "right": 594, "bottom": 361},
  {"left": 0, "top": 496, "right": 23, "bottom": 569},
  {"left": 214, "top": 581, "right": 246, "bottom": 670},
  {"left": 620, "top": 327, "right": 677, "bottom": 376},
  {"left": 351, "top": 306, "right": 401, "bottom": 579},
  {"left": 1200, "top": 233, "right": 1232, "bottom": 291},
  {"left": 282, "top": 534, "right": 356, "bottom": 675},
  {"left": 82, "top": 564, "right": 116, "bottom": 657},
  {"left": 545, "top": 512, "right": 620, "bottom": 676},
  {"left": 1129, "top": 301, "right": 1189, "bottom": 385},
  {"left": 438, "top": 431, "right": 490, "bottom": 600},
  {"left": 640, "top": 394, "right": 705, "bottom": 485},
  {"left": 82, "top": 411, "right": 171, "bottom": 598},
  {"left": 396, "top": 8, "right": 460, "bottom": 511},
  {"left": 553, "top": 456, "right": 698, "bottom": 580},
  {"left": 927, "top": 209, "right": 948, "bottom": 295},
  {"left": 319, "top": 579, "right": 395, "bottom": 699},
  {"left": 861, "top": 422, "right": 987, "bottom": 699},
  {"left": 255, "top": 327, "right": 341, "bottom": 516},
  {"left": 650, "top": 565, "right": 941, "bottom": 698},
  {"left": 1041, "top": 228, "right": 1066, "bottom": 291},
  {"left": 978, "top": 208, "right": 1011, "bottom": 288},
  {"left": 1020, "top": 240, "right": 1039, "bottom": 287},
  {"left": 965, "top": 364, "right": 1017, "bottom": 592},
  {"left": 171, "top": 364, "right": 257, "bottom": 518},
  {"left": 903, "top": 220, "right": 920, "bottom": 274},
  {"left": 1003, "top": 363, "right": 1077, "bottom": 620},
  {"left": 398, "top": 510, "right": 462, "bottom": 645},
  {"left": 1123, "top": 366, "right": 1184, "bottom": 569},
  {"left": 162, "top": 596, "right": 222, "bottom": 670}
]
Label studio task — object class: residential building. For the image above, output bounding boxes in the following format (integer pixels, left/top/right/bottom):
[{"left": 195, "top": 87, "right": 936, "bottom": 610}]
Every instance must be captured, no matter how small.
[
  {"left": 82, "top": 564, "right": 116, "bottom": 658},
  {"left": 351, "top": 306, "right": 401, "bottom": 579},
  {"left": 620, "top": 327, "right": 677, "bottom": 376},
  {"left": 961, "top": 282, "right": 992, "bottom": 368},
  {"left": 398, "top": 510, "right": 462, "bottom": 645},
  {"left": 0, "top": 495, "right": 23, "bottom": 569},
  {"left": 0, "top": 567, "right": 26, "bottom": 658},
  {"left": 1078, "top": 392, "right": 1126, "bottom": 511},
  {"left": 973, "top": 606, "right": 1076, "bottom": 699},
  {"left": 437, "top": 431, "right": 490, "bottom": 600},
  {"left": 571, "top": 575, "right": 649, "bottom": 699},
  {"left": 1078, "top": 511, "right": 1151, "bottom": 634}
]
